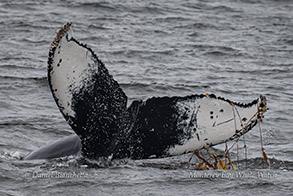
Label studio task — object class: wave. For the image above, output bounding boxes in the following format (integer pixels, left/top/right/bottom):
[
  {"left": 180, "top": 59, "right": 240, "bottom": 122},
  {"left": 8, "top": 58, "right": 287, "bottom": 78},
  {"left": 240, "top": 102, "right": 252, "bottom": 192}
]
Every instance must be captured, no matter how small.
[
  {"left": 119, "top": 82, "right": 207, "bottom": 92},
  {"left": 125, "top": 49, "right": 175, "bottom": 56},
  {"left": 13, "top": 153, "right": 292, "bottom": 171},
  {"left": 73, "top": 2, "right": 125, "bottom": 13},
  {"left": 202, "top": 50, "right": 242, "bottom": 57},
  {"left": 175, "top": 22, "right": 218, "bottom": 30},
  {"left": 154, "top": 16, "right": 192, "bottom": 23},
  {"left": 208, "top": 5, "right": 242, "bottom": 13},
  {"left": 0, "top": 75, "right": 47, "bottom": 81}
]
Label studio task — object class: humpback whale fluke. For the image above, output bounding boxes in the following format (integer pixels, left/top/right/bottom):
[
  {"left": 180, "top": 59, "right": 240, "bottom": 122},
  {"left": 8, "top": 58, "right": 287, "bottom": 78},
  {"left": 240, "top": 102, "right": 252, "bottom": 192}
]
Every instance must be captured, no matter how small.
[{"left": 26, "top": 23, "right": 266, "bottom": 160}]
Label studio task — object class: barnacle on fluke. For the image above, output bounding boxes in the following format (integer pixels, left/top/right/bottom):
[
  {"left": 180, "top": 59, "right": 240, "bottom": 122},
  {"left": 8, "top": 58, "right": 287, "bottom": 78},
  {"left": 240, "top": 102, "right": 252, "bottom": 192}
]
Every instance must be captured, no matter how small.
[
  {"left": 188, "top": 98, "right": 269, "bottom": 170},
  {"left": 25, "top": 24, "right": 268, "bottom": 166}
]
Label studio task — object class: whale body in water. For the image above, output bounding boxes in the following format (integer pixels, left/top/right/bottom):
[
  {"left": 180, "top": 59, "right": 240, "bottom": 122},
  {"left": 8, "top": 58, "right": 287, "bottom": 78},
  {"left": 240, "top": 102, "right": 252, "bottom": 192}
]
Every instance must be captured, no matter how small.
[{"left": 25, "top": 23, "right": 267, "bottom": 160}]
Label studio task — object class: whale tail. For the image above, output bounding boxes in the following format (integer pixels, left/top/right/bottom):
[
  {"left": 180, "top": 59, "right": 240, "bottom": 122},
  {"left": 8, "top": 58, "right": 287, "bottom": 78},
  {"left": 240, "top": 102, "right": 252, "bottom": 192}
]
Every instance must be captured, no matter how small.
[{"left": 48, "top": 23, "right": 266, "bottom": 159}]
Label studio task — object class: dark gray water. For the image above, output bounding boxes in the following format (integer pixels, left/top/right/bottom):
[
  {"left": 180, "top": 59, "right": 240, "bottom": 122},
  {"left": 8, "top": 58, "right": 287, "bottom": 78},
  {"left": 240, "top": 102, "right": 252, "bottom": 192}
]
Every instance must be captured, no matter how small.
[{"left": 0, "top": 0, "right": 293, "bottom": 195}]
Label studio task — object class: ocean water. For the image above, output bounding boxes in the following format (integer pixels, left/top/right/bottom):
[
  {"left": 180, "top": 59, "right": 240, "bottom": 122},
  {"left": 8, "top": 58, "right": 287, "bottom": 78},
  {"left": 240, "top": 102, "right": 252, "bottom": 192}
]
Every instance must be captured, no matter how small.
[{"left": 0, "top": 0, "right": 293, "bottom": 195}]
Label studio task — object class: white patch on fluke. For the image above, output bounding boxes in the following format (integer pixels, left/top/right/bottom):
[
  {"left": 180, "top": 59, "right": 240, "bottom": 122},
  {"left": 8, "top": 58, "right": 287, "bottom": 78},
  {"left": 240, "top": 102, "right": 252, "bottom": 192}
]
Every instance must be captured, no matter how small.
[
  {"left": 49, "top": 35, "right": 98, "bottom": 118},
  {"left": 168, "top": 97, "right": 259, "bottom": 155}
]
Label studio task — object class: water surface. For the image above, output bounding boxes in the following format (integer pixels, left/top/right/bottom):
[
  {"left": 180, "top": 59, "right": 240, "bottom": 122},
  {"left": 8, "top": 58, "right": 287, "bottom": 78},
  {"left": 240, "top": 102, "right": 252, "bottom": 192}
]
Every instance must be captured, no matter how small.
[{"left": 0, "top": 0, "right": 292, "bottom": 195}]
